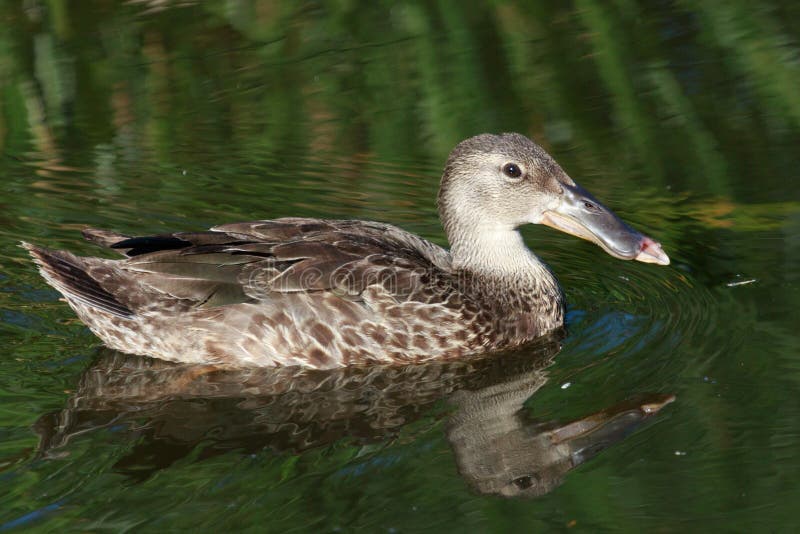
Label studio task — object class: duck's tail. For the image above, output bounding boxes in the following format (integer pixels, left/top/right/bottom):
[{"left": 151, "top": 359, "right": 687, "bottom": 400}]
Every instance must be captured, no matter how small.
[{"left": 22, "top": 242, "right": 133, "bottom": 318}]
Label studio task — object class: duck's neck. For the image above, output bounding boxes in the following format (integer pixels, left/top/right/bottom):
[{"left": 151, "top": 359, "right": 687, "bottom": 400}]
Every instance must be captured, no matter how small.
[
  {"left": 448, "top": 224, "right": 562, "bottom": 304},
  {"left": 450, "top": 224, "right": 548, "bottom": 279}
]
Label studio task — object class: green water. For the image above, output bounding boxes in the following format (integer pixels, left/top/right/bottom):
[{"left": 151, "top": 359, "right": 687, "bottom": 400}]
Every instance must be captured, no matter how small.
[{"left": 1, "top": 1, "right": 799, "bottom": 531}]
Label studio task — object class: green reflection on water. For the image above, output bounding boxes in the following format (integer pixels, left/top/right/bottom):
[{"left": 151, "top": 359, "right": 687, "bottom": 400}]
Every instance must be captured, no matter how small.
[{"left": 1, "top": 0, "right": 799, "bottom": 531}]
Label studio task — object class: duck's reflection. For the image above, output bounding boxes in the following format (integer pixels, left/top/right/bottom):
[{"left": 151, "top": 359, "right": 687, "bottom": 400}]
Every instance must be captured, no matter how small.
[{"left": 35, "top": 336, "right": 673, "bottom": 496}]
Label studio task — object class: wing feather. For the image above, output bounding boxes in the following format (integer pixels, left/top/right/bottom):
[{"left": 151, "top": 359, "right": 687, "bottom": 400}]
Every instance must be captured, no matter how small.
[{"left": 79, "top": 218, "right": 452, "bottom": 310}]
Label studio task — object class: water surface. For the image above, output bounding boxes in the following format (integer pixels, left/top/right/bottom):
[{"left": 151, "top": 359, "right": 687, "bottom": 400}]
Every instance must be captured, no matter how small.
[{"left": 1, "top": 1, "right": 799, "bottom": 531}]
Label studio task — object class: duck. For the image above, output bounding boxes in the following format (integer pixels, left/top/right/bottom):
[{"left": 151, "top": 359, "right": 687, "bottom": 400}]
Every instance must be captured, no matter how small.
[{"left": 24, "top": 133, "right": 669, "bottom": 369}]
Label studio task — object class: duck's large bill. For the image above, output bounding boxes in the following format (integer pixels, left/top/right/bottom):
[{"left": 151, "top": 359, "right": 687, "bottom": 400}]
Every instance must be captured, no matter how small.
[{"left": 540, "top": 183, "right": 670, "bottom": 265}]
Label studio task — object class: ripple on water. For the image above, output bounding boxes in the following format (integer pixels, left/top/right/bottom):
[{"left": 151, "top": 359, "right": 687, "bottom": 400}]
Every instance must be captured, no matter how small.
[{"left": 548, "top": 241, "right": 726, "bottom": 385}]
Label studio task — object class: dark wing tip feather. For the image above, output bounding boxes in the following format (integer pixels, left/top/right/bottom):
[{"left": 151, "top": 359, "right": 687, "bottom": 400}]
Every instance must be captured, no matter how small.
[
  {"left": 22, "top": 242, "right": 134, "bottom": 318},
  {"left": 112, "top": 235, "right": 193, "bottom": 257}
]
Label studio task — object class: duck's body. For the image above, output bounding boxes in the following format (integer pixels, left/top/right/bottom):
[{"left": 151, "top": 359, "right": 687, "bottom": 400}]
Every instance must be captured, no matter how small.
[
  {"left": 26, "top": 133, "right": 668, "bottom": 369},
  {"left": 26, "top": 218, "right": 562, "bottom": 367}
]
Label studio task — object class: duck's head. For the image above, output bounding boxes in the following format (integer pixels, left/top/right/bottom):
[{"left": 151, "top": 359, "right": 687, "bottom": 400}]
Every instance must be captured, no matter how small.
[{"left": 438, "top": 133, "right": 669, "bottom": 266}]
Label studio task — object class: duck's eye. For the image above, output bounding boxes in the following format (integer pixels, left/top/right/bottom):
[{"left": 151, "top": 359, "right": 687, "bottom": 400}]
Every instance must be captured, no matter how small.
[
  {"left": 502, "top": 163, "right": 523, "bottom": 179},
  {"left": 511, "top": 475, "right": 536, "bottom": 490}
]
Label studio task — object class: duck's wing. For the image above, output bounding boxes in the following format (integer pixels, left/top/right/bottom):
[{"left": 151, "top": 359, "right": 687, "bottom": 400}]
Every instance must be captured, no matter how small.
[{"left": 84, "top": 218, "right": 452, "bottom": 310}]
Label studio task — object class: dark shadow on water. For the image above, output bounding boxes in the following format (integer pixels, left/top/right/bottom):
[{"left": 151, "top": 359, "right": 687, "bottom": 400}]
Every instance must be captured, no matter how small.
[{"left": 33, "top": 335, "right": 673, "bottom": 497}]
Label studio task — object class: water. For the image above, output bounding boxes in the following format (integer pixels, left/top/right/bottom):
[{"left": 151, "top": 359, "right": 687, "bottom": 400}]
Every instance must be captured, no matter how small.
[{"left": 1, "top": 1, "right": 799, "bottom": 531}]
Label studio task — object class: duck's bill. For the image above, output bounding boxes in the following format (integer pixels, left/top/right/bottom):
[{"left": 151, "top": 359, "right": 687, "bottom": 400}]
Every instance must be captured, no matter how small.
[{"left": 540, "top": 183, "right": 670, "bottom": 265}]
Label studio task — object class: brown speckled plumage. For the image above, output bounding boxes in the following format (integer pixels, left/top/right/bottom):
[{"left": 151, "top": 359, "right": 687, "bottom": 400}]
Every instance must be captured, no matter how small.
[{"left": 24, "top": 133, "right": 668, "bottom": 369}]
